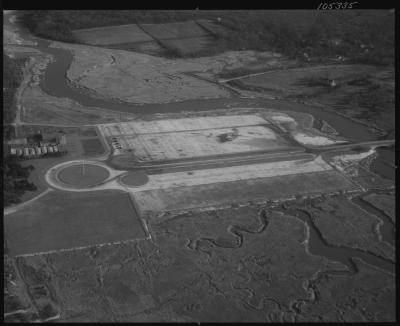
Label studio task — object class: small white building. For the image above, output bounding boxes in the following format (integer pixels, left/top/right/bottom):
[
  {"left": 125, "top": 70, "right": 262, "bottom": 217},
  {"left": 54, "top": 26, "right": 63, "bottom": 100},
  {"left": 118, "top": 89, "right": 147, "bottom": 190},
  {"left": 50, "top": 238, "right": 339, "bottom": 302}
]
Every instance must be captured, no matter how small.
[
  {"left": 10, "top": 148, "right": 17, "bottom": 155},
  {"left": 53, "top": 145, "right": 59, "bottom": 152},
  {"left": 24, "top": 148, "right": 30, "bottom": 156},
  {"left": 48, "top": 146, "right": 54, "bottom": 153},
  {"left": 41, "top": 146, "right": 47, "bottom": 154}
]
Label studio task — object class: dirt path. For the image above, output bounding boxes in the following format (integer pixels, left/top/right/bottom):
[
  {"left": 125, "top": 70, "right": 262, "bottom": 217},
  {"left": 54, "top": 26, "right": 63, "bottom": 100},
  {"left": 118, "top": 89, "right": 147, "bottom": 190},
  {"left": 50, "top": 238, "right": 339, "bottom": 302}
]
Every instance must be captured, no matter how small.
[{"left": 4, "top": 188, "right": 53, "bottom": 216}]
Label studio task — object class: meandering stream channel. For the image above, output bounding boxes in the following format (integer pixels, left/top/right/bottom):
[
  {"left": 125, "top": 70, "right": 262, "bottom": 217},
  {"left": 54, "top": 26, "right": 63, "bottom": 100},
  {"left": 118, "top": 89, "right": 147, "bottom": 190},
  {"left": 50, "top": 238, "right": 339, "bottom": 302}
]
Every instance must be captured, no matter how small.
[{"left": 6, "top": 12, "right": 395, "bottom": 274}]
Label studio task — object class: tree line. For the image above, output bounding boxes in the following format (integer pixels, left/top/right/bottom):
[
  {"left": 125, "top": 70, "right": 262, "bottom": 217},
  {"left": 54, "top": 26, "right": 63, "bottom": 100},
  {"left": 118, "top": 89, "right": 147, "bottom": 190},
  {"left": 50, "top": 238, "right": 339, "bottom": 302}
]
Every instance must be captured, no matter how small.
[
  {"left": 3, "top": 156, "right": 37, "bottom": 207},
  {"left": 19, "top": 10, "right": 394, "bottom": 64},
  {"left": 3, "top": 55, "right": 27, "bottom": 125}
]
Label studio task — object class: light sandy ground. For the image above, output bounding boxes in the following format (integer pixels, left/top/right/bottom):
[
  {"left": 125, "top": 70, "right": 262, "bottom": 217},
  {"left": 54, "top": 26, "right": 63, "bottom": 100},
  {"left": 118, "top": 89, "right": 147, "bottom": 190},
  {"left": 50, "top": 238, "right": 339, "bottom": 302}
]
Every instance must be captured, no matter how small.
[
  {"left": 331, "top": 149, "right": 376, "bottom": 173},
  {"left": 133, "top": 170, "right": 357, "bottom": 213},
  {"left": 131, "top": 156, "right": 331, "bottom": 191},
  {"left": 99, "top": 114, "right": 269, "bottom": 135},
  {"left": 292, "top": 132, "right": 347, "bottom": 146},
  {"left": 99, "top": 114, "right": 292, "bottom": 161},
  {"left": 52, "top": 41, "right": 287, "bottom": 104},
  {"left": 334, "top": 149, "right": 376, "bottom": 162},
  {"left": 122, "top": 126, "right": 285, "bottom": 161},
  {"left": 269, "top": 115, "right": 296, "bottom": 123},
  {"left": 330, "top": 149, "right": 376, "bottom": 176}
]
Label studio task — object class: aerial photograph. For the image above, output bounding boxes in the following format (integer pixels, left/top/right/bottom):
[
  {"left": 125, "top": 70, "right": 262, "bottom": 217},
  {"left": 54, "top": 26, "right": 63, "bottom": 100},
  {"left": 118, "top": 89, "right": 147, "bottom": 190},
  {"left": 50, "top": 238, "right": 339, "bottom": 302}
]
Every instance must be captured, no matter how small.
[{"left": 3, "top": 8, "right": 396, "bottom": 322}]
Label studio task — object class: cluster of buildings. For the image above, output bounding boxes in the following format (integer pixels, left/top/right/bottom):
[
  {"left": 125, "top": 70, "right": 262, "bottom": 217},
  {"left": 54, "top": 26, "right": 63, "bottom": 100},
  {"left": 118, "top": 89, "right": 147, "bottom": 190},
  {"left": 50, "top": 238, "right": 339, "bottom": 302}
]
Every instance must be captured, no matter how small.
[{"left": 8, "top": 133, "right": 68, "bottom": 159}]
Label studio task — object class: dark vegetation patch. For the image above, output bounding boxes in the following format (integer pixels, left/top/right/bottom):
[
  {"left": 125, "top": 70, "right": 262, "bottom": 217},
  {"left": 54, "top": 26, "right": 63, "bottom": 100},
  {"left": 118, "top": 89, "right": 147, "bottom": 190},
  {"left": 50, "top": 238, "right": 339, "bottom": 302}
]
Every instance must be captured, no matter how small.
[
  {"left": 3, "top": 55, "right": 27, "bottom": 126},
  {"left": 80, "top": 138, "right": 104, "bottom": 156},
  {"left": 3, "top": 156, "right": 37, "bottom": 208},
  {"left": 19, "top": 10, "right": 394, "bottom": 64}
]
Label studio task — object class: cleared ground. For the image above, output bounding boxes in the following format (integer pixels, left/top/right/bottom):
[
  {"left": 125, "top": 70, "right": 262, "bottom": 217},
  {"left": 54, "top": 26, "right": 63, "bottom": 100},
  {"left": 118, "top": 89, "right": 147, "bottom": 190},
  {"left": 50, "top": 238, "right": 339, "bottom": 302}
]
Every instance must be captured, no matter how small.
[
  {"left": 100, "top": 115, "right": 269, "bottom": 135},
  {"left": 133, "top": 169, "right": 358, "bottom": 214},
  {"left": 124, "top": 126, "right": 289, "bottom": 162},
  {"left": 99, "top": 115, "right": 295, "bottom": 162},
  {"left": 4, "top": 190, "right": 146, "bottom": 256},
  {"left": 128, "top": 156, "right": 334, "bottom": 191}
]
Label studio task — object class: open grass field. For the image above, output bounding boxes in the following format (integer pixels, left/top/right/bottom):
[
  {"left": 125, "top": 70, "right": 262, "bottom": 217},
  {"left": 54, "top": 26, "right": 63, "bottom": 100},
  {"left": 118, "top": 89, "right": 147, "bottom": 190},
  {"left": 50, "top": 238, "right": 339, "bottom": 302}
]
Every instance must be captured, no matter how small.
[
  {"left": 133, "top": 169, "right": 358, "bottom": 214},
  {"left": 78, "top": 127, "right": 98, "bottom": 137},
  {"left": 363, "top": 193, "right": 395, "bottom": 223},
  {"left": 57, "top": 164, "right": 110, "bottom": 187},
  {"left": 140, "top": 21, "right": 209, "bottom": 40},
  {"left": 106, "top": 40, "right": 164, "bottom": 55},
  {"left": 71, "top": 20, "right": 219, "bottom": 56},
  {"left": 72, "top": 24, "right": 154, "bottom": 45},
  {"left": 120, "top": 171, "right": 149, "bottom": 187},
  {"left": 80, "top": 138, "right": 105, "bottom": 156},
  {"left": 4, "top": 190, "right": 146, "bottom": 256},
  {"left": 160, "top": 36, "right": 216, "bottom": 56},
  {"left": 239, "top": 64, "right": 381, "bottom": 96}
]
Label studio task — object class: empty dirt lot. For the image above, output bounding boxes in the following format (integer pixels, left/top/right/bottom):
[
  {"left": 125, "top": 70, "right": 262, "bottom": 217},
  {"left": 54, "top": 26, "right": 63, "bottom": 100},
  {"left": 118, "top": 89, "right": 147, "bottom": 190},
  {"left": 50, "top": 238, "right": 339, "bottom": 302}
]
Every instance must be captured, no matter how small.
[
  {"left": 133, "top": 169, "right": 358, "bottom": 214},
  {"left": 99, "top": 114, "right": 296, "bottom": 162}
]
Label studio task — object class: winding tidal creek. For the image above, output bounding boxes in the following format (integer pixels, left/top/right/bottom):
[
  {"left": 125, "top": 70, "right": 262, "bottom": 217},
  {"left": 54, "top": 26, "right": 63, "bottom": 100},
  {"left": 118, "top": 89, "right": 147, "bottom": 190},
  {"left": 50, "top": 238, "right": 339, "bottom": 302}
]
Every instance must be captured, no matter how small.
[{"left": 7, "top": 12, "right": 395, "bottom": 275}]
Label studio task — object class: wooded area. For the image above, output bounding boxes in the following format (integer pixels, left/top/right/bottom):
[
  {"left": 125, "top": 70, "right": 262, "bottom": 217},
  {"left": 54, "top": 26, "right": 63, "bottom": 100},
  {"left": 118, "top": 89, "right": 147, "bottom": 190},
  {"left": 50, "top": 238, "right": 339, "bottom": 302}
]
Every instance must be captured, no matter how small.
[{"left": 20, "top": 10, "right": 394, "bottom": 64}]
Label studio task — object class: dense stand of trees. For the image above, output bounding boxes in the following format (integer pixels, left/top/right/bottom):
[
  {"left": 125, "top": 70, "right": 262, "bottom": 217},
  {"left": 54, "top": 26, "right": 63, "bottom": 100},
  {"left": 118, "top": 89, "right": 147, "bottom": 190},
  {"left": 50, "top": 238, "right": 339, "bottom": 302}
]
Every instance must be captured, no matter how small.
[
  {"left": 3, "top": 55, "right": 37, "bottom": 207},
  {"left": 3, "top": 156, "right": 37, "bottom": 207},
  {"left": 3, "top": 55, "right": 27, "bottom": 125},
  {"left": 19, "top": 10, "right": 394, "bottom": 65}
]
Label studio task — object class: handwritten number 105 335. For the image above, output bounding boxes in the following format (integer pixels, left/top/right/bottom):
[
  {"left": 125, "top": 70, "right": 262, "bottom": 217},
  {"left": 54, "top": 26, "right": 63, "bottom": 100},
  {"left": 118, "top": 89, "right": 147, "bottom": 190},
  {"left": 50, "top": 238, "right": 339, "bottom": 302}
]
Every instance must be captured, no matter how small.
[{"left": 317, "top": 2, "right": 358, "bottom": 9}]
